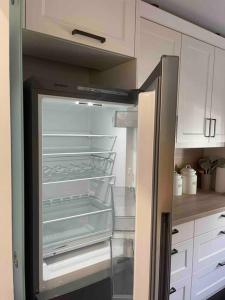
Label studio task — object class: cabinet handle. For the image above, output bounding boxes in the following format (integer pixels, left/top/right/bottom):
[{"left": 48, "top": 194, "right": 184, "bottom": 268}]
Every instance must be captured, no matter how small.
[
  {"left": 220, "top": 214, "right": 225, "bottom": 218},
  {"left": 218, "top": 261, "right": 225, "bottom": 267},
  {"left": 204, "top": 118, "right": 211, "bottom": 137},
  {"left": 170, "top": 287, "right": 176, "bottom": 294},
  {"left": 219, "top": 230, "right": 225, "bottom": 235},
  {"left": 171, "top": 248, "right": 178, "bottom": 255},
  {"left": 211, "top": 118, "right": 216, "bottom": 137},
  {"left": 72, "top": 29, "right": 106, "bottom": 43},
  {"left": 172, "top": 228, "right": 179, "bottom": 235}
]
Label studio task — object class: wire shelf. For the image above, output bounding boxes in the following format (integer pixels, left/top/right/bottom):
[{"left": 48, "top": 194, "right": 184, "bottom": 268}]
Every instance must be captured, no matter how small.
[{"left": 42, "top": 153, "right": 116, "bottom": 183}]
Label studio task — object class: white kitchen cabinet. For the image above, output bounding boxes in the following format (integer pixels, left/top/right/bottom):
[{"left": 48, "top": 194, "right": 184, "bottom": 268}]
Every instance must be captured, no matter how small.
[
  {"left": 171, "top": 239, "right": 193, "bottom": 283},
  {"left": 25, "top": 0, "right": 136, "bottom": 56},
  {"left": 210, "top": 47, "right": 225, "bottom": 145},
  {"left": 170, "top": 277, "right": 191, "bottom": 300},
  {"left": 137, "top": 19, "right": 181, "bottom": 87},
  {"left": 192, "top": 262, "right": 225, "bottom": 300},
  {"left": 193, "top": 226, "right": 225, "bottom": 273},
  {"left": 177, "top": 35, "right": 214, "bottom": 147},
  {"left": 172, "top": 221, "right": 194, "bottom": 245},
  {"left": 195, "top": 211, "right": 225, "bottom": 236}
]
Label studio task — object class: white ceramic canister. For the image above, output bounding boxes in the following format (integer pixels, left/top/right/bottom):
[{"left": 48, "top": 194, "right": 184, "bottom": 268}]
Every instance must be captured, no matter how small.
[
  {"left": 181, "top": 165, "right": 197, "bottom": 195},
  {"left": 173, "top": 171, "right": 183, "bottom": 196}
]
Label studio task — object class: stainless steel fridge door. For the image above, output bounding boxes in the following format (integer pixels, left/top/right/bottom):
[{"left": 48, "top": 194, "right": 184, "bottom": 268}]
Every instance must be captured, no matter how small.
[{"left": 134, "top": 56, "right": 179, "bottom": 300}]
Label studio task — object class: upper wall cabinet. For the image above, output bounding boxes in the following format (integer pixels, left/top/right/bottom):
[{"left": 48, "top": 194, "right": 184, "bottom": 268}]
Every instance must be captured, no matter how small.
[
  {"left": 176, "top": 35, "right": 214, "bottom": 148},
  {"left": 25, "top": 0, "right": 136, "bottom": 57},
  {"left": 210, "top": 47, "right": 225, "bottom": 145},
  {"left": 137, "top": 19, "right": 181, "bottom": 87}
]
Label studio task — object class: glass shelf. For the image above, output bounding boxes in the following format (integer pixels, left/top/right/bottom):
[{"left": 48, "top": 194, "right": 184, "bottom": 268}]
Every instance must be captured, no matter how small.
[
  {"left": 42, "top": 133, "right": 117, "bottom": 154},
  {"left": 42, "top": 153, "right": 116, "bottom": 184}
]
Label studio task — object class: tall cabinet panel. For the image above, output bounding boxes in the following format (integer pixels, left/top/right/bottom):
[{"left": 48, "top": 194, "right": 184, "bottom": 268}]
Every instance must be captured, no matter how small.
[
  {"left": 25, "top": 0, "right": 136, "bottom": 56},
  {"left": 177, "top": 35, "right": 214, "bottom": 147},
  {"left": 137, "top": 19, "right": 181, "bottom": 87},
  {"left": 210, "top": 47, "right": 225, "bottom": 145}
]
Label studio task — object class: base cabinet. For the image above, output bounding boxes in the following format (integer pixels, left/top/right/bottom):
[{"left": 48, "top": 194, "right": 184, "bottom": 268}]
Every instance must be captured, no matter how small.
[
  {"left": 172, "top": 216, "right": 225, "bottom": 299},
  {"left": 191, "top": 265, "right": 225, "bottom": 300},
  {"left": 170, "top": 277, "right": 191, "bottom": 300}
]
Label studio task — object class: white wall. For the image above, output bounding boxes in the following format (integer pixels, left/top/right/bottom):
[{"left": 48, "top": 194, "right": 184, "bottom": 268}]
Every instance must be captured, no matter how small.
[{"left": 0, "top": 0, "right": 13, "bottom": 299}]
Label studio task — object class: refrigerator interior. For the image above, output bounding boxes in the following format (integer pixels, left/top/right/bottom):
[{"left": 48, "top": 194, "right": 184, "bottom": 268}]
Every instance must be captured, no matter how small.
[{"left": 40, "top": 94, "right": 137, "bottom": 295}]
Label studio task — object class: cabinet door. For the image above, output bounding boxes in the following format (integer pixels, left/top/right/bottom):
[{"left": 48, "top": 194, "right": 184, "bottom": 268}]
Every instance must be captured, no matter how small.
[
  {"left": 137, "top": 19, "right": 181, "bottom": 87},
  {"left": 177, "top": 35, "right": 214, "bottom": 147},
  {"left": 25, "top": 0, "right": 135, "bottom": 56},
  {"left": 210, "top": 47, "right": 225, "bottom": 145},
  {"left": 171, "top": 239, "right": 193, "bottom": 283},
  {"left": 170, "top": 277, "right": 191, "bottom": 300}
]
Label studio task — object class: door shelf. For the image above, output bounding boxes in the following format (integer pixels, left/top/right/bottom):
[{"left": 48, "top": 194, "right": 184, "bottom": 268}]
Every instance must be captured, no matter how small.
[
  {"left": 112, "top": 238, "right": 134, "bottom": 299},
  {"left": 113, "top": 187, "right": 136, "bottom": 232},
  {"left": 42, "top": 153, "right": 116, "bottom": 183},
  {"left": 42, "top": 133, "right": 117, "bottom": 154},
  {"left": 43, "top": 196, "right": 113, "bottom": 257}
]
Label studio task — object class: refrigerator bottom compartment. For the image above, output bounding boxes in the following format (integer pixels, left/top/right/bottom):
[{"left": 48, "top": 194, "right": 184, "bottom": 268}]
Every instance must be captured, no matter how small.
[
  {"left": 40, "top": 241, "right": 111, "bottom": 294},
  {"left": 43, "top": 197, "right": 113, "bottom": 257}
]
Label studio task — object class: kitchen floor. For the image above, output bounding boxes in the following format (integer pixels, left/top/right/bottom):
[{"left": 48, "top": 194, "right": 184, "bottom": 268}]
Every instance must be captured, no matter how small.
[{"left": 209, "top": 289, "right": 225, "bottom": 300}]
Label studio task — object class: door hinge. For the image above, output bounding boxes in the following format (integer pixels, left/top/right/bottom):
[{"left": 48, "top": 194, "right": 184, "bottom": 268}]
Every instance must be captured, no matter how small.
[{"left": 13, "top": 251, "right": 19, "bottom": 268}]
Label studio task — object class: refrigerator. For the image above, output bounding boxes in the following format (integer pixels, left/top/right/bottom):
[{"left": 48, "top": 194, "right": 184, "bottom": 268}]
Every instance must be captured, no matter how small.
[{"left": 24, "top": 56, "right": 179, "bottom": 300}]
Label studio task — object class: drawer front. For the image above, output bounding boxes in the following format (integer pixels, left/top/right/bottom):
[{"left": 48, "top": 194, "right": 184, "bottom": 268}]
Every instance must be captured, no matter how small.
[
  {"left": 171, "top": 239, "right": 193, "bottom": 283},
  {"left": 193, "top": 226, "right": 225, "bottom": 273},
  {"left": 195, "top": 211, "right": 225, "bottom": 236},
  {"left": 192, "top": 262, "right": 225, "bottom": 300},
  {"left": 170, "top": 277, "right": 191, "bottom": 300},
  {"left": 172, "top": 221, "right": 194, "bottom": 245}
]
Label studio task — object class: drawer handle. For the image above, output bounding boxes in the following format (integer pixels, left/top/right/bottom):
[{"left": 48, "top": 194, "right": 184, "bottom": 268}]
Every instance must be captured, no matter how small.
[
  {"left": 220, "top": 214, "right": 225, "bottom": 218},
  {"left": 172, "top": 228, "right": 179, "bottom": 235},
  {"left": 170, "top": 287, "right": 176, "bottom": 295},
  {"left": 217, "top": 261, "right": 225, "bottom": 267},
  {"left": 72, "top": 29, "right": 106, "bottom": 43},
  {"left": 171, "top": 249, "right": 178, "bottom": 255},
  {"left": 219, "top": 230, "right": 225, "bottom": 235}
]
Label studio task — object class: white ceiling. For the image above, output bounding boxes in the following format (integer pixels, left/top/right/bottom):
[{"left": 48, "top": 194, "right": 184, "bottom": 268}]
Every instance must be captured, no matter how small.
[{"left": 145, "top": 0, "right": 225, "bottom": 38}]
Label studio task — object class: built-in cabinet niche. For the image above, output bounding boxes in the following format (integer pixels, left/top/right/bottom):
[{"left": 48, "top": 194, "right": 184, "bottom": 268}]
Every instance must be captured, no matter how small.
[{"left": 23, "top": 55, "right": 136, "bottom": 91}]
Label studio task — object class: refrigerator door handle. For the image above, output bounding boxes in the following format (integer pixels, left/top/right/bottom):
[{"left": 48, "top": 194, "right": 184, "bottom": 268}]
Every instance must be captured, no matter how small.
[{"left": 158, "top": 212, "right": 172, "bottom": 300}]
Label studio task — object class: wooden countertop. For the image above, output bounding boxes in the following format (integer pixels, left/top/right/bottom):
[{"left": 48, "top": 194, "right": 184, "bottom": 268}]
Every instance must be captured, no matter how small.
[{"left": 173, "top": 191, "right": 225, "bottom": 225}]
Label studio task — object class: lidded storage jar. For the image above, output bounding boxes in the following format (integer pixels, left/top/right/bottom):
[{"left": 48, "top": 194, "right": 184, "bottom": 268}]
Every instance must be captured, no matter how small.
[
  {"left": 181, "top": 165, "right": 197, "bottom": 195},
  {"left": 173, "top": 171, "right": 182, "bottom": 196}
]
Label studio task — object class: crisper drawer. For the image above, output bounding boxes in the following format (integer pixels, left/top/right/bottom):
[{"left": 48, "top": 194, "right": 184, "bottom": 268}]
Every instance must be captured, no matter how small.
[
  {"left": 170, "top": 277, "right": 191, "bottom": 300},
  {"left": 172, "top": 221, "right": 194, "bottom": 245},
  {"left": 193, "top": 226, "right": 225, "bottom": 273},
  {"left": 195, "top": 211, "right": 225, "bottom": 236},
  {"left": 191, "top": 261, "right": 225, "bottom": 300},
  {"left": 42, "top": 177, "right": 114, "bottom": 257},
  {"left": 171, "top": 239, "right": 193, "bottom": 283}
]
